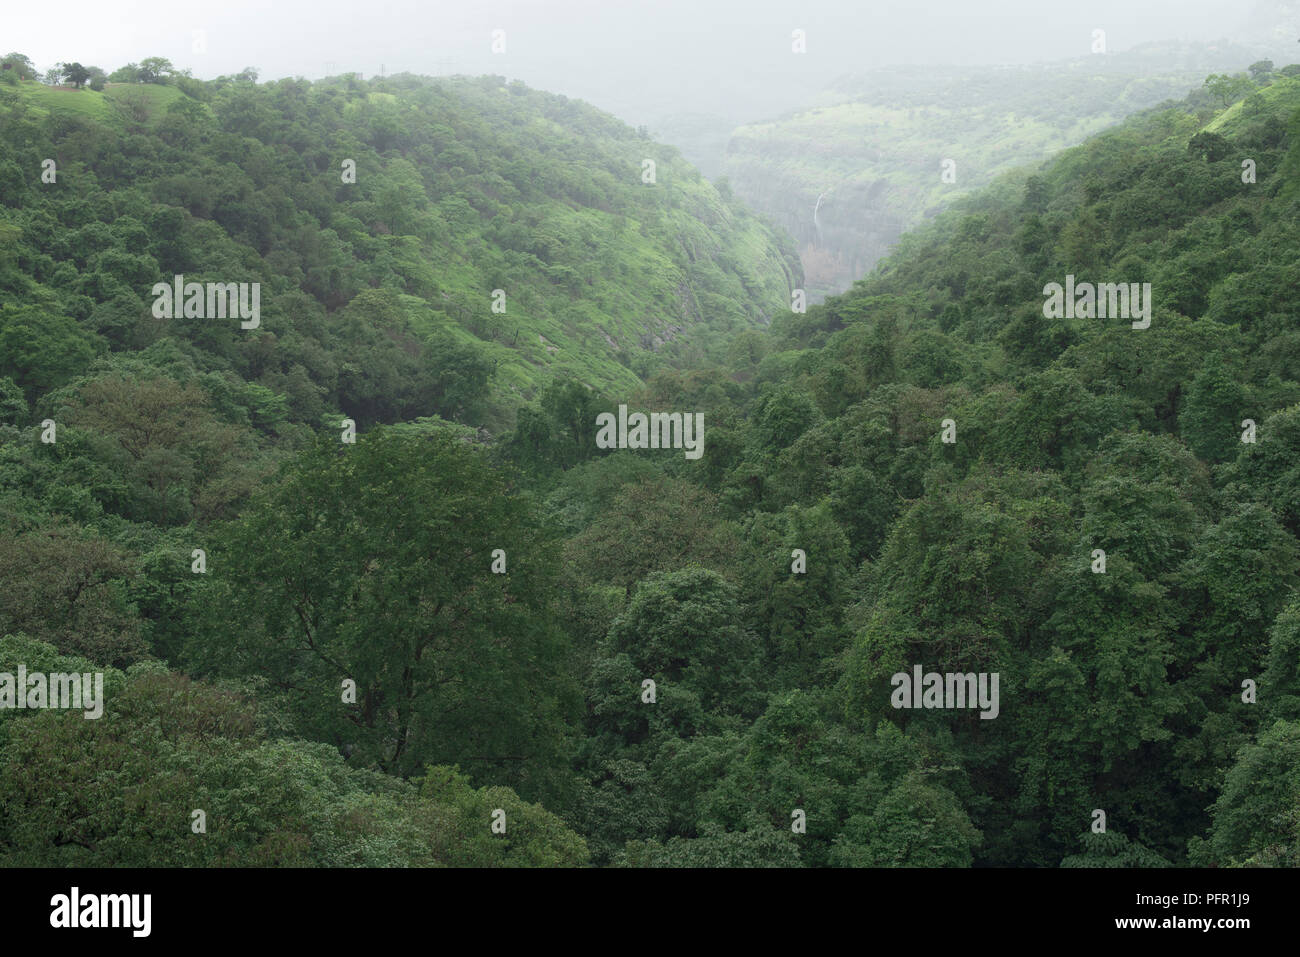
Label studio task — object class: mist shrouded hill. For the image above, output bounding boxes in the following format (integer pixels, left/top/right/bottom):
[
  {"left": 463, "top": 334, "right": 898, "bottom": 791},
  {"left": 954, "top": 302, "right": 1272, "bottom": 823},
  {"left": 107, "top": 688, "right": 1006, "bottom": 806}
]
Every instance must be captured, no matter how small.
[
  {"left": 8, "top": 1, "right": 1300, "bottom": 152},
  {"left": 719, "top": 37, "right": 1300, "bottom": 303}
]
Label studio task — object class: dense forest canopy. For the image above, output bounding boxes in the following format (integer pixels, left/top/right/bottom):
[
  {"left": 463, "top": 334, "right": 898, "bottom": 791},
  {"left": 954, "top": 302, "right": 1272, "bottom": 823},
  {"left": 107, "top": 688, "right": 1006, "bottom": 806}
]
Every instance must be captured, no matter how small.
[
  {"left": 2, "top": 47, "right": 1300, "bottom": 867},
  {"left": 0, "top": 60, "right": 799, "bottom": 433}
]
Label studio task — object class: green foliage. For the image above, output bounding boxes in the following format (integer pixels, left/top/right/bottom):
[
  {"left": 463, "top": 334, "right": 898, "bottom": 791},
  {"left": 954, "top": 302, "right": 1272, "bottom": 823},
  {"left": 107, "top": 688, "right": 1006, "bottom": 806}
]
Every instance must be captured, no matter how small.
[
  {"left": 1061, "top": 831, "right": 1173, "bottom": 868},
  {"left": 1191, "top": 720, "right": 1300, "bottom": 866},
  {"left": 1204, "top": 73, "right": 1254, "bottom": 109},
  {"left": 0, "top": 645, "right": 586, "bottom": 866},
  {"left": 0, "top": 304, "right": 102, "bottom": 399},
  {"left": 0, "top": 69, "right": 797, "bottom": 435},
  {"left": 416, "top": 766, "right": 589, "bottom": 866},
  {"left": 606, "top": 567, "right": 762, "bottom": 716},
  {"left": 4, "top": 54, "right": 1300, "bottom": 868},
  {"left": 186, "top": 427, "right": 577, "bottom": 802},
  {"left": 619, "top": 819, "right": 801, "bottom": 867},
  {"left": 0, "top": 525, "right": 145, "bottom": 665},
  {"left": 562, "top": 476, "right": 739, "bottom": 597}
]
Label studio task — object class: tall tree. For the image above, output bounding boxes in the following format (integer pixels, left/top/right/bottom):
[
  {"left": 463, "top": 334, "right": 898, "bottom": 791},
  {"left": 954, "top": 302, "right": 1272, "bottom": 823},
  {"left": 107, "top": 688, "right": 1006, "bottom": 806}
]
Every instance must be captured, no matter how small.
[{"left": 187, "top": 427, "right": 577, "bottom": 801}]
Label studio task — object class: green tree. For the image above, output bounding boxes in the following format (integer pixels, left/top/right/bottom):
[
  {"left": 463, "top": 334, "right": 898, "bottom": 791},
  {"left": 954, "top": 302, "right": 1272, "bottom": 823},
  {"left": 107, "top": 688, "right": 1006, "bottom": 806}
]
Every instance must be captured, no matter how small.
[
  {"left": 61, "top": 62, "right": 90, "bottom": 89},
  {"left": 605, "top": 567, "right": 761, "bottom": 717},
  {"left": 1, "top": 53, "right": 37, "bottom": 80},
  {"left": 1187, "top": 131, "right": 1232, "bottom": 162},
  {"left": 0, "top": 375, "right": 26, "bottom": 425},
  {"left": 1248, "top": 60, "right": 1275, "bottom": 83},
  {"left": 1061, "top": 830, "right": 1172, "bottom": 867},
  {"left": 58, "top": 374, "right": 255, "bottom": 525},
  {"left": 138, "top": 57, "right": 174, "bottom": 84},
  {"left": 0, "top": 305, "right": 102, "bottom": 399},
  {"left": 1192, "top": 719, "right": 1300, "bottom": 867},
  {"left": 563, "top": 476, "right": 739, "bottom": 598},
  {"left": 0, "top": 526, "right": 146, "bottom": 666},
  {"left": 188, "top": 428, "right": 577, "bottom": 801},
  {"left": 1204, "top": 73, "right": 1253, "bottom": 109},
  {"left": 740, "top": 501, "right": 853, "bottom": 688},
  {"left": 0, "top": 646, "right": 588, "bottom": 867},
  {"left": 1180, "top": 353, "right": 1248, "bottom": 463}
]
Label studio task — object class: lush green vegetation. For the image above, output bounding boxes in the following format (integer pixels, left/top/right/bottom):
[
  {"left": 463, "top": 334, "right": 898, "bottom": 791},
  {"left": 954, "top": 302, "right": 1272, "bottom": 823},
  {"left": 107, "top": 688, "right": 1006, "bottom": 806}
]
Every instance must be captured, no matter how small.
[
  {"left": 0, "top": 60, "right": 796, "bottom": 865},
  {"left": 0, "top": 63, "right": 799, "bottom": 434},
  {"left": 3, "top": 50, "right": 1300, "bottom": 867}
]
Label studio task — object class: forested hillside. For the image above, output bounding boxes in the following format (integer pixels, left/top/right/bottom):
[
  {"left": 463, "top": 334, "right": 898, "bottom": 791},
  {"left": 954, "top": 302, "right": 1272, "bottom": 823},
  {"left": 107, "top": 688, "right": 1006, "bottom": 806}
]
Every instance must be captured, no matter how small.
[
  {"left": 0, "top": 66, "right": 799, "bottom": 434},
  {"left": 2, "top": 49, "right": 1300, "bottom": 868},
  {"left": 0, "top": 60, "right": 796, "bottom": 865},
  {"left": 506, "top": 64, "right": 1300, "bottom": 867}
]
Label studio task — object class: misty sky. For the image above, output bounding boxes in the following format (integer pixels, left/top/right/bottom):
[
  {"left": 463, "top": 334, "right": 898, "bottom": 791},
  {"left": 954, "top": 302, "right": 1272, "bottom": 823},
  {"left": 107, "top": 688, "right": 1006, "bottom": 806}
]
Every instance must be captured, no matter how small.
[{"left": 6, "top": 0, "right": 1296, "bottom": 126}]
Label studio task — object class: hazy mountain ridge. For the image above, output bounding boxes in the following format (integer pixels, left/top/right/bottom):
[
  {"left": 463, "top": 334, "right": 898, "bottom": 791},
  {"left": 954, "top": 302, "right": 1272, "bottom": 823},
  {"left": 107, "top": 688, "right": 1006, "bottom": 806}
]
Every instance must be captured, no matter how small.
[{"left": 718, "top": 40, "right": 1299, "bottom": 301}]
